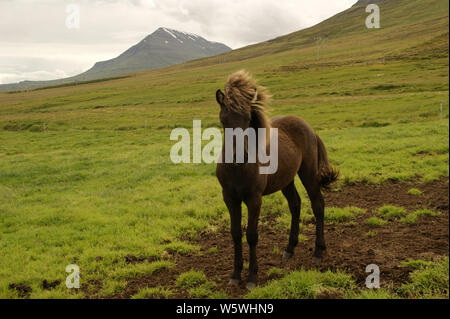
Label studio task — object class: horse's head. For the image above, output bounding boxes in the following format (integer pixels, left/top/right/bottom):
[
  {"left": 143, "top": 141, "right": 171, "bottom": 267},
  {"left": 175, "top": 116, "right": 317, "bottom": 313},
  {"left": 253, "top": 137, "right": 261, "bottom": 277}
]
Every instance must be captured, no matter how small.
[
  {"left": 215, "top": 88, "right": 255, "bottom": 130},
  {"left": 215, "top": 70, "right": 272, "bottom": 151},
  {"left": 215, "top": 70, "right": 267, "bottom": 131}
]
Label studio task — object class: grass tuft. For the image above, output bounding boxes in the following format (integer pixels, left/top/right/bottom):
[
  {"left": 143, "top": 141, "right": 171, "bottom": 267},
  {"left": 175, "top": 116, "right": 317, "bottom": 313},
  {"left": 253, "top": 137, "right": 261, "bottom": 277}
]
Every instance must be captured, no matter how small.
[
  {"left": 377, "top": 205, "right": 407, "bottom": 220},
  {"left": 400, "top": 209, "right": 440, "bottom": 225},
  {"left": 176, "top": 270, "right": 207, "bottom": 289},
  {"left": 407, "top": 188, "right": 423, "bottom": 195},
  {"left": 366, "top": 217, "right": 388, "bottom": 227},
  {"left": 365, "top": 230, "right": 378, "bottom": 238},
  {"left": 325, "top": 207, "right": 353, "bottom": 223},
  {"left": 188, "top": 281, "right": 216, "bottom": 298},
  {"left": 267, "top": 267, "right": 286, "bottom": 280},
  {"left": 245, "top": 269, "right": 355, "bottom": 299}
]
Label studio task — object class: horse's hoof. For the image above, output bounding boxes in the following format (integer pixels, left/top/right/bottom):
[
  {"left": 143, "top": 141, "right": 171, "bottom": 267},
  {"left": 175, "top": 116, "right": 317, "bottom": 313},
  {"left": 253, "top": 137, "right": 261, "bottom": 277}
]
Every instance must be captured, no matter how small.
[
  {"left": 229, "top": 279, "right": 240, "bottom": 286},
  {"left": 246, "top": 282, "right": 257, "bottom": 290},
  {"left": 312, "top": 256, "right": 323, "bottom": 265},
  {"left": 283, "top": 251, "right": 293, "bottom": 260}
]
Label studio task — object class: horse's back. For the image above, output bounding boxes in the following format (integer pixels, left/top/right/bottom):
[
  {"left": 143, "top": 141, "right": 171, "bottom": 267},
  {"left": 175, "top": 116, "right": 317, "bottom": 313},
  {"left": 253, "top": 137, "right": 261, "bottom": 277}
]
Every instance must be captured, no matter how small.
[{"left": 271, "top": 115, "right": 317, "bottom": 147}]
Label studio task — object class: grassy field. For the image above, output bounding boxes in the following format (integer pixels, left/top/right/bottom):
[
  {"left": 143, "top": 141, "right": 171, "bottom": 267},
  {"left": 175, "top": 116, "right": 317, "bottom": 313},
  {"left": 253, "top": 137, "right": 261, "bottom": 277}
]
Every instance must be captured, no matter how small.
[{"left": 0, "top": 0, "right": 448, "bottom": 298}]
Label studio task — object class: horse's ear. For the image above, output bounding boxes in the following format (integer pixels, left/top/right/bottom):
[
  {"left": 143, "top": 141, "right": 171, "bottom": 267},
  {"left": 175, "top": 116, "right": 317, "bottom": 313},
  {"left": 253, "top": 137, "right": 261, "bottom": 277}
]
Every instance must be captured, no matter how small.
[{"left": 216, "top": 89, "right": 225, "bottom": 106}]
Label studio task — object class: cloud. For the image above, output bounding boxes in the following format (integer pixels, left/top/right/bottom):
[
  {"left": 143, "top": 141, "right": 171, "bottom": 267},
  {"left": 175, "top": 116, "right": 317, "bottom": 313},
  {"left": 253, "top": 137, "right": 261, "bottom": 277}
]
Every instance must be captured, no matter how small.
[{"left": 0, "top": 0, "right": 357, "bottom": 84}]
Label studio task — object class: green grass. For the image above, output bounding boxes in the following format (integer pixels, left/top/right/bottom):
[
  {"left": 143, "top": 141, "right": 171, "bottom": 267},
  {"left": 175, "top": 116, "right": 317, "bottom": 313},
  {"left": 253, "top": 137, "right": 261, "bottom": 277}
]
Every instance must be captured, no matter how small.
[
  {"left": 401, "top": 259, "right": 434, "bottom": 269},
  {"left": 188, "top": 281, "right": 217, "bottom": 298},
  {"left": 131, "top": 286, "right": 173, "bottom": 299},
  {"left": 163, "top": 242, "right": 200, "bottom": 255},
  {"left": 176, "top": 270, "right": 207, "bottom": 289},
  {"left": 346, "top": 206, "right": 367, "bottom": 215},
  {"left": 324, "top": 206, "right": 366, "bottom": 223},
  {"left": 98, "top": 279, "right": 127, "bottom": 297},
  {"left": 111, "top": 260, "right": 173, "bottom": 279},
  {"left": 175, "top": 270, "right": 220, "bottom": 298},
  {"left": 366, "top": 230, "right": 378, "bottom": 238},
  {"left": 325, "top": 207, "right": 355, "bottom": 223},
  {"left": 267, "top": 267, "right": 286, "bottom": 280},
  {"left": 246, "top": 269, "right": 356, "bottom": 299},
  {"left": 246, "top": 257, "right": 449, "bottom": 299},
  {"left": 366, "top": 217, "right": 388, "bottom": 227},
  {"left": 0, "top": 0, "right": 447, "bottom": 299},
  {"left": 400, "top": 209, "right": 441, "bottom": 225},
  {"left": 377, "top": 206, "right": 407, "bottom": 220},
  {"left": 408, "top": 188, "right": 423, "bottom": 195},
  {"left": 353, "top": 289, "right": 400, "bottom": 299},
  {"left": 206, "top": 246, "right": 219, "bottom": 255},
  {"left": 398, "top": 257, "right": 449, "bottom": 299}
]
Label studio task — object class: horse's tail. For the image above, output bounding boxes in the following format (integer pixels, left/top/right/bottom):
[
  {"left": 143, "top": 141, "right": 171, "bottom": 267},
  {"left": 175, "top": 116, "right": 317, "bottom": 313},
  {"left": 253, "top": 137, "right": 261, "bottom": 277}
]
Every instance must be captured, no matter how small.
[{"left": 316, "top": 135, "right": 339, "bottom": 189}]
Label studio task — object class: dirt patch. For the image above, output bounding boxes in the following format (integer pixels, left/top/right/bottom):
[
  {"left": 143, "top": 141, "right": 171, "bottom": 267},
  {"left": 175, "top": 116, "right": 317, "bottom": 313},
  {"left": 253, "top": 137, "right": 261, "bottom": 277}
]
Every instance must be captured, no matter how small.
[
  {"left": 316, "top": 288, "right": 344, "bottom": 299},
  {"left": 42, "top": 279, "right": 61, "bottom": 290},
  {"left": 326, "top": 179, "right": 449, "bottom": 213},
  {"left": 111, "top": 178, "right": 449, "bottom": 299},
  {"left": 124, "top": 254, "right": 159, "bottom": 264},
  {"left": 9, "top": 283, "right": 32, "bottom": 298}
]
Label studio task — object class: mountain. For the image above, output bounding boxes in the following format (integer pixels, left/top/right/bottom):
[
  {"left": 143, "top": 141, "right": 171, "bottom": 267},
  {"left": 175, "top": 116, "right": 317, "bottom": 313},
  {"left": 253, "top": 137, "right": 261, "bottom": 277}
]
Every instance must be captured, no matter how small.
[
  {"left": 76, "top": 28, "right": 231, "bottom": 81},
  {"left": 0, "top": 28, "right": 231, "bottom": 92}
]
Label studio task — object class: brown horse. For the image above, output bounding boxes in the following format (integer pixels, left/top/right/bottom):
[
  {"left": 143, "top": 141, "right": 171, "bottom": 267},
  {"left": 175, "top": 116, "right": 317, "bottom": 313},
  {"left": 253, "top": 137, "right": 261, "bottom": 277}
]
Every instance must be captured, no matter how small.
[{"left": 215, "top": 70, "right": 338, "bottom": 289}]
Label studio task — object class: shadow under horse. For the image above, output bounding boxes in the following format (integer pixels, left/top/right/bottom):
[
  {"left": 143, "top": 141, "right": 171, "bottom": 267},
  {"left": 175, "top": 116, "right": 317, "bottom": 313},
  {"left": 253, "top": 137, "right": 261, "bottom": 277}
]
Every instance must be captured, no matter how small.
[{"left": 215, "top": 70, "right": 339, "bottom": 290}]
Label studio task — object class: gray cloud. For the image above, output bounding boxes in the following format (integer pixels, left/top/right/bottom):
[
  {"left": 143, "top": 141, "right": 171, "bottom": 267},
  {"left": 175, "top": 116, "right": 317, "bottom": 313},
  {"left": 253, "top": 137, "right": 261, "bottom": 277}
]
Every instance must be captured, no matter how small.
[{"left": 0, "top": 0, "right": 357, "bottom": 84}]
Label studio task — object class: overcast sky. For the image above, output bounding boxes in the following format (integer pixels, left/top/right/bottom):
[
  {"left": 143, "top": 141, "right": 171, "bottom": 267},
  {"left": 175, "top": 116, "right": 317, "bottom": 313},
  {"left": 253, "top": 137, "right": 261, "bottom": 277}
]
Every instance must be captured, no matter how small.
[{"left": 0, "top": 0, "right": 357, "bottom": 84}]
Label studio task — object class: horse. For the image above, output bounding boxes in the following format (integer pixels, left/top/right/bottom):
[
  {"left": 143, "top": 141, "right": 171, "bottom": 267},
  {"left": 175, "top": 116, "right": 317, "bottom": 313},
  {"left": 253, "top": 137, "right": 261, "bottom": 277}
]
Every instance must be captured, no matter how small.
[{"left": 215, "top": 70, "right": 339, "bottom": 290}]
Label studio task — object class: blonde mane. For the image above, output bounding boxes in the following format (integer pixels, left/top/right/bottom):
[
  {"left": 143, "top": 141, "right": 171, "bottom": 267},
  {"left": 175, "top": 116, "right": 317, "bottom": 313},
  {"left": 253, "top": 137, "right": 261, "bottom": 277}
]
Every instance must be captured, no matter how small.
[{"left": 224, "top": 70, "right": 272, "bottom": 144}]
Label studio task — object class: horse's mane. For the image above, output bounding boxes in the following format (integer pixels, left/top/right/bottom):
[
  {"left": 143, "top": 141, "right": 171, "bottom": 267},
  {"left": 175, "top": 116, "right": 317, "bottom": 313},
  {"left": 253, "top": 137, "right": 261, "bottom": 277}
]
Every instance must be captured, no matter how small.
[{"left": 224, "top": 70, "right": 272, "bottom": 144}]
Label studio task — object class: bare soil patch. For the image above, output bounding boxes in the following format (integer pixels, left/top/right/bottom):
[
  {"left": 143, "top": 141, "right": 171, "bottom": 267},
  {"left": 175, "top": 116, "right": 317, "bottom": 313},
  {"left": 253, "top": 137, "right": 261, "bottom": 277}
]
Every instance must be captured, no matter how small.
[
  {"left": 111, "top": 178, "right": 449, "bottom": 299},
  {"left": 8, "top": 283, "right": 32, "bottom": 298}
]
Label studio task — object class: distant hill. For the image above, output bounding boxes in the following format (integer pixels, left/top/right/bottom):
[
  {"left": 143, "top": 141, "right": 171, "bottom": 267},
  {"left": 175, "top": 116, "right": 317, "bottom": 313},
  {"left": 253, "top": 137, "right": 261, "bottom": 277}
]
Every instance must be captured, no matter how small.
[
  {"left": 0, "top": 28, "right": 231, "bottom": 92},
  {"left": 353, "top": 0, "right": 389, "bottom": 6}
]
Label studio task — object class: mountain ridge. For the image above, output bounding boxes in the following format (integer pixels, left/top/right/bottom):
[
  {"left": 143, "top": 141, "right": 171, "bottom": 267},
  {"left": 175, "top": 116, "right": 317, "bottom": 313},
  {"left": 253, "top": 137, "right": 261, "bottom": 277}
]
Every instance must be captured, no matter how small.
[
  {"left": 0, "top": 27, "right": 231, "bottom": 92},
  {"left": 76, "top": 27, "right": 231, "bottom": 81}
]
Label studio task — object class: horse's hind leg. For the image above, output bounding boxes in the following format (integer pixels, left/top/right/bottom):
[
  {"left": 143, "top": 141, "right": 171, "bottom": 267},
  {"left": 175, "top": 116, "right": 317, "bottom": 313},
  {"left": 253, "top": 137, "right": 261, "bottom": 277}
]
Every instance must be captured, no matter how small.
[
  {"left": 299, "top": 170, "right": 326, "bottom": 265},
  {"left": 281, "top": 181, "right": 301, "bottom": 259},
  {"left": 243, "top": 194, "right": 262, "bottom": 290}
]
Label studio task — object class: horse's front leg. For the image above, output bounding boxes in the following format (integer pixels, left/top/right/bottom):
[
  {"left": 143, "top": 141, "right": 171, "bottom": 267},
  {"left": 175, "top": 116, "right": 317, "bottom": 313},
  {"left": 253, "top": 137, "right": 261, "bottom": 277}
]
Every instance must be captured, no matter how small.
[
  {"left": 223, "top": 191, "right": 243, "bottom": 285},
  {"left": 244, "top": 194, "right": 262, "bottom": 290}
]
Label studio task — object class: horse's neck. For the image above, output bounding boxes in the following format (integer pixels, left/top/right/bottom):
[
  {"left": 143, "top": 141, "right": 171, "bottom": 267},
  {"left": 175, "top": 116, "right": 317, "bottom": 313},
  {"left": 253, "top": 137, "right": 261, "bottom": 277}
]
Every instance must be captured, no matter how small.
[{"left": 250, "top": 111, "right": 271, "bottom": 148}]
